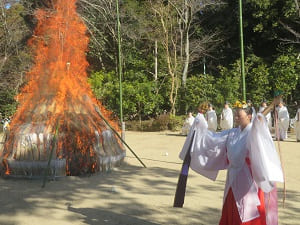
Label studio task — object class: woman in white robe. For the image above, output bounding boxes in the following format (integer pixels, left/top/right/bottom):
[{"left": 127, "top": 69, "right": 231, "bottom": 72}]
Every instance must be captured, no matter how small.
[
  {"left": 181, "top": 112, "right": 195, "bottom": 135},
  {"left": 275, "top": 102, "right": 289, "bottom": 140},
  {"left": 295, "top": 106, "right": 300, "bottom": 142},
  {"left": 220, "top": 102, "right": 233, "bottom": 130},
  {"left": 259, "top": 101, "right": 272, "bottom": 130},
  {"left": 206, "top": 104, "right": 218, "bottom": 132},
  {"left": 179, "top": 98, "right": 284, "bottom": 225},
  {"left": 247, "top": 100, "right": 256, "bottom": 122}
]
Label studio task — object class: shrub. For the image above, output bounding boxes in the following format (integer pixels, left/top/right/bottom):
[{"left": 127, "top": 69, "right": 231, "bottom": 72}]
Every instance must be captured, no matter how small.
[
  {"left": 152, "top": 114, "right": 170, "bottom": 131},
  {"left": 125, "top": 114, "right": 184, "bottom": 132},
  {"left": 168, "top": 115, "right": 184, "bottom": 131}
]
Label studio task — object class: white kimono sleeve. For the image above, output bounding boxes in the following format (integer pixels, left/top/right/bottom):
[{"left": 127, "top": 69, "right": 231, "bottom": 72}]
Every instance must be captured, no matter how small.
[
  {"left": 247, "top": 113, "right": 284, "bottom": 193},
  {"left": 179, "top": 113, "right": 229, "bottom": 181}
]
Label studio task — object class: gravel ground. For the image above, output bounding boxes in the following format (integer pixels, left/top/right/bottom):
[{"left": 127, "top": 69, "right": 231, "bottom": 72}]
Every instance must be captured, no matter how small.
[{"left": 0, "top": 131, "right": 299, "bottom": 225}]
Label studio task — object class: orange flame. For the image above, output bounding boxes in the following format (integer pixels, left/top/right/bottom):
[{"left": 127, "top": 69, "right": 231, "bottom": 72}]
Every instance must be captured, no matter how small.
[{"left": 1, "top": 0, "right": 124, "bottom": 176}]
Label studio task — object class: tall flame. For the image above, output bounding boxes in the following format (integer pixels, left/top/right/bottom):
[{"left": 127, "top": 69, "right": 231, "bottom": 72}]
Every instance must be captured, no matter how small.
[{"left": 0, "top": 0, "right": 125, "bottom": 176}]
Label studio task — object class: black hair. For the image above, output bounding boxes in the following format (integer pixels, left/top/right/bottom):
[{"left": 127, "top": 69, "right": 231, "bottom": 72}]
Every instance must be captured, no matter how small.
[{"left": 237, "top": 107, "right": 253, "bottom": 116}]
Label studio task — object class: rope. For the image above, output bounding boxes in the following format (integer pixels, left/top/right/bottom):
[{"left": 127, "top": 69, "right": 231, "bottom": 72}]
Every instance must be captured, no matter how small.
[
  {"left": 125, "top": 155, "right": 182, "bottom": 165},
  {"left": 274, "top": 107, "right": 286, "bottom": 208}
]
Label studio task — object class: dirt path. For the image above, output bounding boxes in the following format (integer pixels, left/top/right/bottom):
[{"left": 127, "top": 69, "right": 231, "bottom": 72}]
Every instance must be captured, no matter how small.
[{"left": 0, "top": 131, "right": 299, "bottom": 225}]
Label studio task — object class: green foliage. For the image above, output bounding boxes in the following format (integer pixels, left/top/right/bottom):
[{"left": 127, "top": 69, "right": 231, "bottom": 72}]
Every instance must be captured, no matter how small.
[
  {"left": 0, "top": 89, "right": 17, "bottom": 117},
  {"left": 1, "top": 0, "right": 300, "bottom": 131},
  {"left": 244, "top": 54, "right": 271, "bottom": 106},
  {"left": 215, "top": 65, "right": 241, "bottom": 107},
  {"left": 270, "top": 53, "right": 299, "bottom": 97},
  {"left": 126, "top": 114, "right": 183, "bottom": 131},
  {"left": 88, "top": 70, "right": 162, "bottom": 120},
  {"left": 122, "top": 78, "right": 162, "bottom": 120},
  {"left": 0, "top": 3, "right": 32, "bottom": 114},
  {"left": 215, "top": 55, "right": 273, "bottom": 107},
  {"left": 178, "top": 74, "right": 217, "bottom": 114},
  {"left": 167, "top": 115, "right": 183, "bottom": 131},
  {"left": 0, "top": 3, "right": 32, "bottom": 76}
]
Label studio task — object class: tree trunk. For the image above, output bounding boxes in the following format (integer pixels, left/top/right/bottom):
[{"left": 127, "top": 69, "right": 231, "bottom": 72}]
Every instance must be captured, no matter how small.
[
  {"left": 182, "top": 30, "right": 189, "bottom": 87},
  {"left": 152, "top": 2, "right": 180, "bottom": 116},
  {"left": 182, "top": 0, "right": 189, "bottom": 87}
]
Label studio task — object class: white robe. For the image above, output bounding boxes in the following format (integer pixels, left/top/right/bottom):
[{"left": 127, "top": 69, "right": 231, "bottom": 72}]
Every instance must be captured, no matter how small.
[
  {"left": 276, "top": 106, "right": 289, "bottom": 140},
  {"left": 259, "top": 106, "right": 272, "bottom": 129},
  {"left": 3, "top": 121, "right": 10, "bottom": 132},
  {"left": 220, "top": 108, "right": 233, "bottom": 130},
  {"left": 251, "top": 107, "right": 256, "bottom": 122},
  {"left": 182, "top": 115, "right": 195, "bottom": 135},
  {"left": 295, "top": 108, "right": 300, "bottom": 141},
  {"left": 206, "top": 109, "right": 218, "bottom": 132},
  {"left": 179, "top": 113, "right": 283, "bottom": 223}
]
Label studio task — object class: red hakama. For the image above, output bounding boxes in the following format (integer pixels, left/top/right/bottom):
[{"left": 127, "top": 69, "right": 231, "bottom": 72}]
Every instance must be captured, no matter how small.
[{"left": 219, "top": 188, "right": 267, "bottom": 225}]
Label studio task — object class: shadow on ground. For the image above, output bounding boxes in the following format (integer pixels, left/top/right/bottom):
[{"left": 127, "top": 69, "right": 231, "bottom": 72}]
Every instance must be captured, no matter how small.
[
  {"left": 0, "top": 162, "right": 223, "bottom": 224},
  {"left": 67, "top": 203, "right": 160, "bottom": 225},
  {"left": 0, "top": 160, "right": 298, "bottom": 224}
]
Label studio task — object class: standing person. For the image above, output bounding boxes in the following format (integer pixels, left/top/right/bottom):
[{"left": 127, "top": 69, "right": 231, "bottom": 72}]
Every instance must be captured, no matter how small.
[
  {"left": 259, "top": 100, "right": 272, "bottom": 130},
  {"left": 196, "top": 102, "right": 209, "bottom": 119},
  {"left": 275, "top": 100, "right": 289, "bottom": 141},
  {"left": 247, "top": 100, "right": 256, "bottom": 122},
  {"left": 294, "top": 102, "right": 300, "bottom": 142},
  {"left": 181, "top": 112, "right": 195, "bottom": 135},
  {"left": 206, "top": 103, "right": 218, "bottom": 132},
  {"left": 3, "top": 118, "right": 10, "bottom": 133},
  {"left": 179, "top": 96, "right": 284, "bottom": 225},
  {"left": 220, "top": 101, "right": 233, "bottom": 130}
]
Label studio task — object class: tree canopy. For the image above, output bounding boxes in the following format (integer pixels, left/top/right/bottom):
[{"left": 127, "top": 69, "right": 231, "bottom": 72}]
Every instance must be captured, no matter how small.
[{"left": 0, "top": 0, "right": 299, "bottom": 119}]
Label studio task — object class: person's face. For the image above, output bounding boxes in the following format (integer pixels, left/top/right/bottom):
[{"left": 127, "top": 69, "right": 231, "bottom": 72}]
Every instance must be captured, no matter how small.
[
  {"left": 224, "top": 104, "right": 228, "bottom": 109},
  {"left": 278, "top": 102, "right": 283, "bottom": 107},
  {"left": 262, "top": 102, "right": 267, "bottom": 107},
  {"left": 235, "top": 109, "right": 251, "bottom": 128}
]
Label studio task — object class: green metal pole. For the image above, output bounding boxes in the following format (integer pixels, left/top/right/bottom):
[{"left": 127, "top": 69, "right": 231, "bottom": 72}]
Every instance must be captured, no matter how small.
[
  {"left": 116, "top": 0, "right": 123, "bottom": 123},
  {"left": 239, "top": 0, "right": 246, "bottom": 101}
]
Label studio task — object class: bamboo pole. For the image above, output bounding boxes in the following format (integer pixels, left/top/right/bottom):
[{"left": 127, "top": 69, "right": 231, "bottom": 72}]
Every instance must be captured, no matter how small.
[{"left": 239, "top": 0, "right": 246, "bottom": 101}]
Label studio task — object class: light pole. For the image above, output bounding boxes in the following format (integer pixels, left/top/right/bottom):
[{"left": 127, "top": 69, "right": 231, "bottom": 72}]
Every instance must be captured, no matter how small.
[{"left": 239, "top": 0, "right": 246, "bottom": 101}]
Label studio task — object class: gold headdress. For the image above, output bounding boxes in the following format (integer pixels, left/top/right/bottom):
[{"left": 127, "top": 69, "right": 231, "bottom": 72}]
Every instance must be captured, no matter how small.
[{"left": 233, "top": 100, "right": 247, "bottom": 109}]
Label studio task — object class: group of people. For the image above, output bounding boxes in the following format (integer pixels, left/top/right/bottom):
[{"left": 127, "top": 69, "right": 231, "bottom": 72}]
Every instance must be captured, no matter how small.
[
  {"left": 182, "top": 99, "right": 300, "bottom": 142},
  {"left": 178, "top": 97, "right": 285, "bottom": 225}
]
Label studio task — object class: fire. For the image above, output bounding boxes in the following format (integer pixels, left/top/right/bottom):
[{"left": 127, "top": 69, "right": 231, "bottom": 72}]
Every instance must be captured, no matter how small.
[{"left": 0, "top": 0, "right": 125, "bottom": 177}]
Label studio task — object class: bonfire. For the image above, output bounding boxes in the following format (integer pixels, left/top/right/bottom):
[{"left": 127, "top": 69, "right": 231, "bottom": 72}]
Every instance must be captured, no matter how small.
[{"left": 0, "top": 0, "right": 125, "bottom": 177}]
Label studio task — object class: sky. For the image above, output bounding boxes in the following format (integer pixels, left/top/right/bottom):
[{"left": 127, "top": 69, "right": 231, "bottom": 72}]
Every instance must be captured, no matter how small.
[{"left": 4, "top": 0, "right": 20, "bottom": 9}]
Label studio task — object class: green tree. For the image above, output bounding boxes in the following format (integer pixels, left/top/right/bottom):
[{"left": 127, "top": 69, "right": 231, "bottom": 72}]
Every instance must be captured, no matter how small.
[
  {"left": 247, "top": 0, "right": 300, "bottom": 47},
  {"left": 0, "top": 3, "right": 32, "bottom": 91},
  {"left": 0, "top": 89, "right": 17, "bottom": 117},
  {"left": 215, "top": 55, "right": 272, "bottom": 108},
  {"left": 215, "top": 65, "right": 242, "bottom": 107},
  {"left": 270, "top": 53, "right": 299, "bottom": 99},
  {"left": 88, "top": 69, "right": 162, "bottom": 121},
  {"left": 244, "top": 54, "right": 271, "bottom": 106},
  {"left": 178, "top": 74, "right": 216, "bottom": 113}
]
